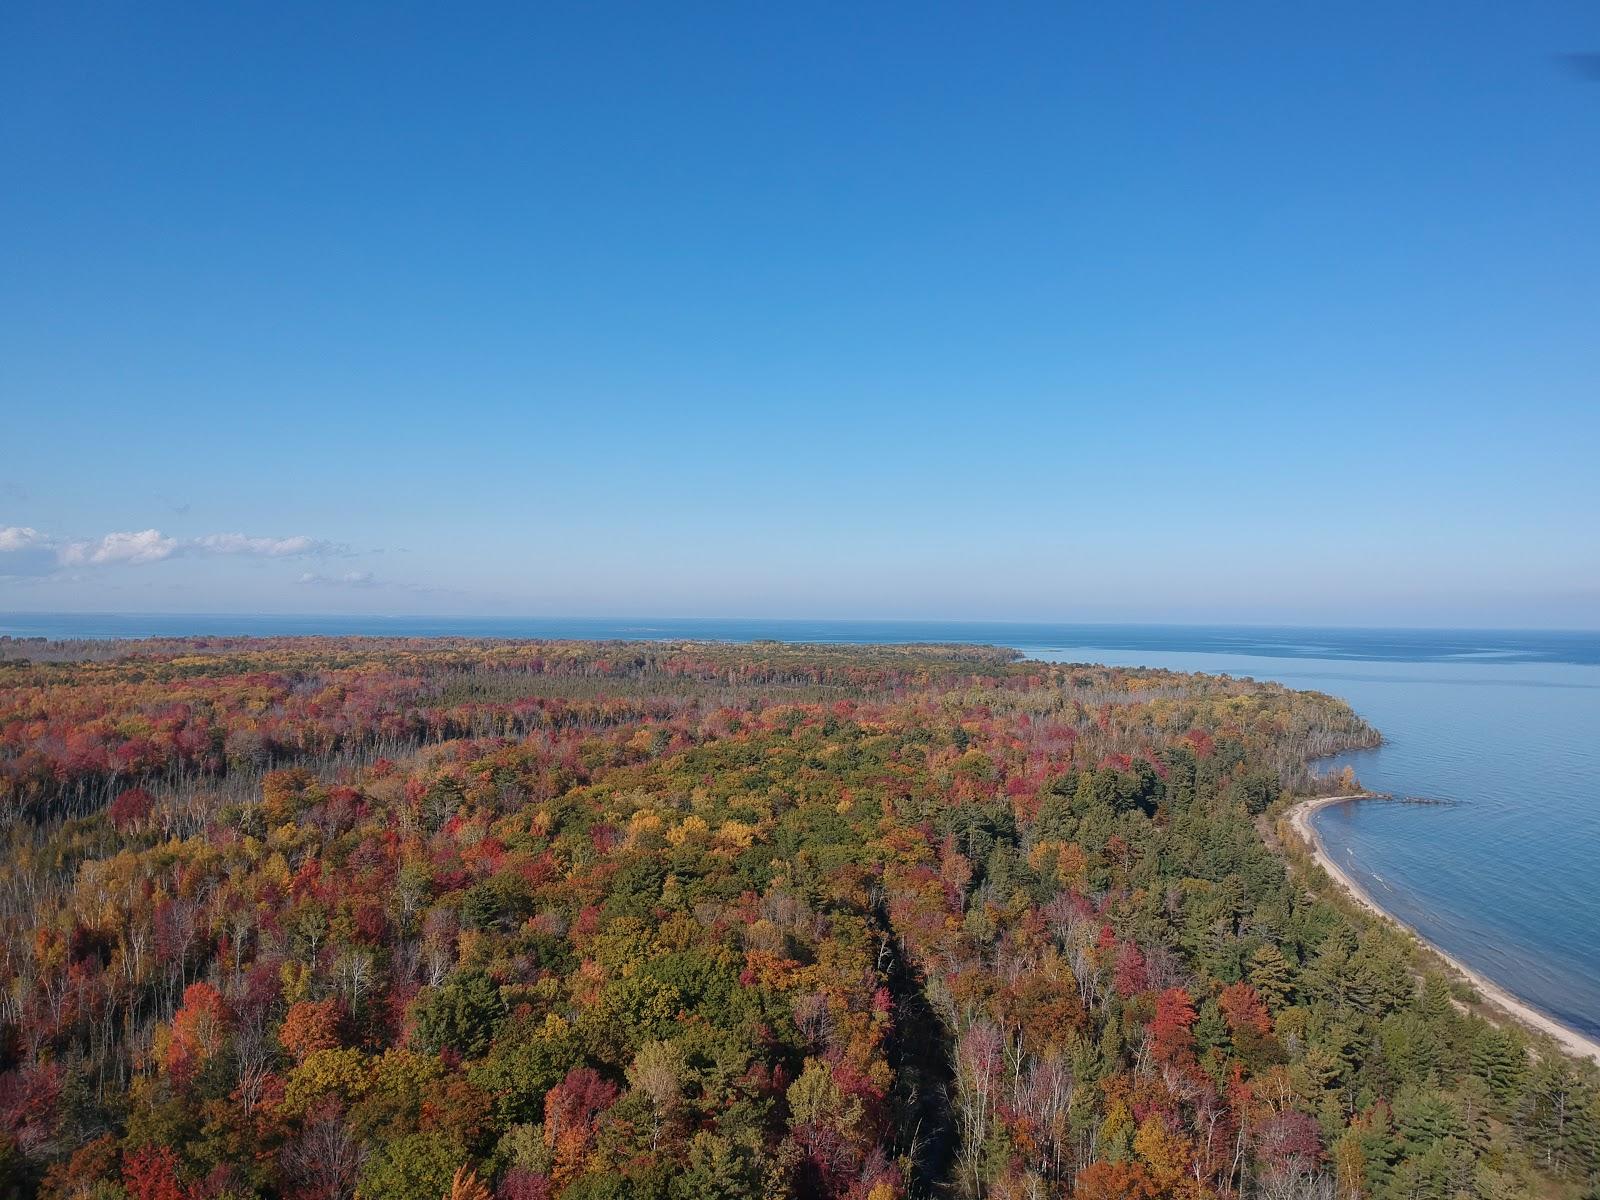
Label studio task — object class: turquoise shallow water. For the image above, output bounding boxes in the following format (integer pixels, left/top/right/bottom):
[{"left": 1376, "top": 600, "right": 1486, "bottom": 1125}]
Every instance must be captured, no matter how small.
[{"left": 5, "top": 615, "right": 1597, "bottom": 1039}]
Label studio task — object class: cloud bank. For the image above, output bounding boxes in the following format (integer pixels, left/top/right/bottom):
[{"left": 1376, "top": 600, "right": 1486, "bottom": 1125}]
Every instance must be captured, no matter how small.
[
  {"left": 59, "top": 529, "right": 178, "bottom": 566},
  {"left": 194, "top": 533, "right": 343, "bottom": 557},
  {"left": 1, "top": 526, "right": 349, "bottom": 575}
]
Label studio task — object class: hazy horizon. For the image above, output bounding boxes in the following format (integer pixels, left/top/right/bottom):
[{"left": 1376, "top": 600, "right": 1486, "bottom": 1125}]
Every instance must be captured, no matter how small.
[{"left": 5, "top": 611, "right": 1599, "bottom": 636}]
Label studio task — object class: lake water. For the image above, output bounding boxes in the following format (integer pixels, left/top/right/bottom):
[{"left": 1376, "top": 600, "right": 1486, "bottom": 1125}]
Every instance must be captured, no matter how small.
[
  {"left": 1008, "top": 630, "right": 1600, "bottom": 1044},
  {"left": 4, "top": 615, "right": 1597, "bottom": 1039}
]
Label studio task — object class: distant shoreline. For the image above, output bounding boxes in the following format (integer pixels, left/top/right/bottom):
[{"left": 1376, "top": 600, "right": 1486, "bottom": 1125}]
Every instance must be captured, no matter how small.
[{"left": 1287, "top": 795, "right": 1600, "bottom": 1066}]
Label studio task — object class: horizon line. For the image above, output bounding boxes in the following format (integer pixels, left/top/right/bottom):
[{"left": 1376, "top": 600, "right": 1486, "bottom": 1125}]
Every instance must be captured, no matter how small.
[{"left": 3, "top": 611, "right": 1598, "bottom": 636}]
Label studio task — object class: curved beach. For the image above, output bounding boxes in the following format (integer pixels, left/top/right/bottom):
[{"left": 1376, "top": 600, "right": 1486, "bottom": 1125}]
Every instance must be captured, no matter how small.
[{"left": 1288, "top": 795, "right": 1600, "bottom": 1066}]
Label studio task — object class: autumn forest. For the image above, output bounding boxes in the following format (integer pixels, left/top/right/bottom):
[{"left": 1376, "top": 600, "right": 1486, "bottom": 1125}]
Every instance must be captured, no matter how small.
[{"left": 0, "top": 637, "right": 1596, "bottom": 1200}]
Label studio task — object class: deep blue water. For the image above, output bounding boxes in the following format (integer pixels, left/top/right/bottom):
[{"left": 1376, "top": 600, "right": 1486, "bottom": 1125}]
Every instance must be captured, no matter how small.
[{"left": 4, "top": 614, "right": 1598, "bottom": 1038}]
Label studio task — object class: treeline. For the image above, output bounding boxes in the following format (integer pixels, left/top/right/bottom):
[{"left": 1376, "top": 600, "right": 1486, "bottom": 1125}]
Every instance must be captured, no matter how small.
[{"left": 1, "top": 639, "right": 1592, "bottom": 1200}]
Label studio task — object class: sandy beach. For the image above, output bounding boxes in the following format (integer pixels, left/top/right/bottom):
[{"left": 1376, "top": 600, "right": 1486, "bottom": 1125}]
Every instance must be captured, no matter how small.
[{"left": 1287, "top": 795, "right": 1600, "bottom": 1066}]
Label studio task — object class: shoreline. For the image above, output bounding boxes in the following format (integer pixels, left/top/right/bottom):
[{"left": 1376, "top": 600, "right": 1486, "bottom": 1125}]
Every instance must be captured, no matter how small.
[{"left": 1287, "top": 795, "right": 1600, "bottom": 1066}]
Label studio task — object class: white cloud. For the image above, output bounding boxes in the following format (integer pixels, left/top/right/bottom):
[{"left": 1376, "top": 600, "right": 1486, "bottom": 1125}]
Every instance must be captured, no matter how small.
[
  {"left": 193, "top": 533, "right": 344, "bottom": 558},
  {"left": 1, "top": 524, "right": 350, "bottom": 575},
  {"left": 0, "top": 526, "right": 45, "bottom": 552},
  {"left": 0, "top": 526, "right": 58, "bottom": 577},
  {"left": 59, "top": 529, "right": 178, "bottom": 565}
]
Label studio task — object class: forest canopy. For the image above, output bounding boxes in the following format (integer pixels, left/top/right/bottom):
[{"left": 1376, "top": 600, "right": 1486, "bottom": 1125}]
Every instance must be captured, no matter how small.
[{"left": 0, "top": 637, "right": 1593, "bottom": 1200}]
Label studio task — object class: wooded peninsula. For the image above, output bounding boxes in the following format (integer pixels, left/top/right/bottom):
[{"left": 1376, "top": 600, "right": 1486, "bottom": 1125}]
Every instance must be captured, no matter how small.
[{"left": 0, "top": 638, "right": 1594, "bottom": 1199}]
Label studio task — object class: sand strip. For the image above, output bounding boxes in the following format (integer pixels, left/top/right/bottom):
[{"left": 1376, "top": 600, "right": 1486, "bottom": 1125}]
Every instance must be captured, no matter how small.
[{"left": 1287, "top": 795, "right": 1600, "bottom": 1066}]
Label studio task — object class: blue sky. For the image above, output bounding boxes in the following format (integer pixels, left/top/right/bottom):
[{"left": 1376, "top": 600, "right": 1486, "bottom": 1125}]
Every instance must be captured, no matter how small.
[{"left": 3, "top": 2, "right": 1597, "bottom": 626}]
